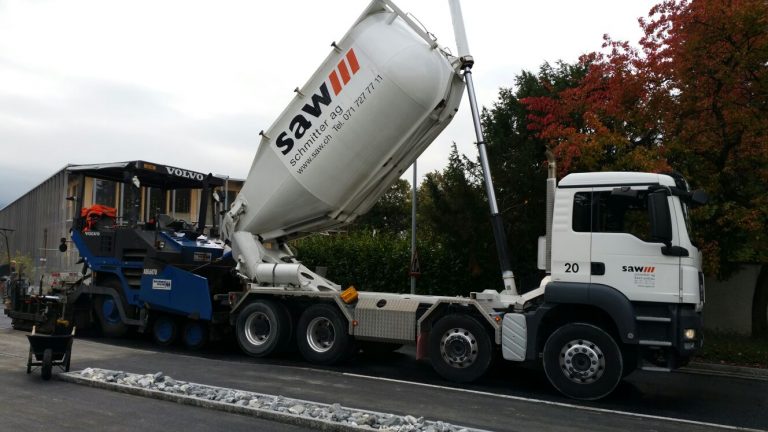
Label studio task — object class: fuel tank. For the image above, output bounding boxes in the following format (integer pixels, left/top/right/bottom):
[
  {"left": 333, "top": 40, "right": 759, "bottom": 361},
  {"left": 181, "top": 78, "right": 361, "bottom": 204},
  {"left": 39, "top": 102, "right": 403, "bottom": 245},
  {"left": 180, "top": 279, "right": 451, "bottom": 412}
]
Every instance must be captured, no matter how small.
[{"left": 229, "top": 0, "right": 465, "bottom": 240}]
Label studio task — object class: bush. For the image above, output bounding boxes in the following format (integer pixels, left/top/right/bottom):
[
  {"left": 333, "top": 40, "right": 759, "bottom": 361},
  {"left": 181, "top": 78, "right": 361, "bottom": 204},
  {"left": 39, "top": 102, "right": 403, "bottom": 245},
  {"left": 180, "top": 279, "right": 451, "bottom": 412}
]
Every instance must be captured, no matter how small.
[{"left": 290, "top": 231, "right": 501, "bottom": 296}]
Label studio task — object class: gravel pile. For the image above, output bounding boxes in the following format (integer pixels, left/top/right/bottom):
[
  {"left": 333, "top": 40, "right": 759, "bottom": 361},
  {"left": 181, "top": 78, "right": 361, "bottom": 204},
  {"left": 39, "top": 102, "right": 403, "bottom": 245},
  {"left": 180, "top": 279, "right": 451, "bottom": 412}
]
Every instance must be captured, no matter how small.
[{"left": 75, "top": 368, "right": 476, "bottom": 432}]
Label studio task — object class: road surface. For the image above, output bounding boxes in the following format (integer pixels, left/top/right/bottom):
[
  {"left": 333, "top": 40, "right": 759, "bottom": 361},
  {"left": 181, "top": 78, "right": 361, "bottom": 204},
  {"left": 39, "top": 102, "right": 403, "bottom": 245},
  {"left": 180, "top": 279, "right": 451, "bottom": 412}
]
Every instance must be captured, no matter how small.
[{"left": 1, "top": 313, "right": 765, "bottom": 431}]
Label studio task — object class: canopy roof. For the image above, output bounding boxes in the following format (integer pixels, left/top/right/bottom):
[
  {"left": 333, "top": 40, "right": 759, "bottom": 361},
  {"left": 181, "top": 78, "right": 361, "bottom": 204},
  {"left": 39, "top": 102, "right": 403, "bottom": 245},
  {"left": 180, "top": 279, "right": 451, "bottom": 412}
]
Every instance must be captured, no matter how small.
[{"left": 67, "top": 160, "right": 225, "bottom": 190}]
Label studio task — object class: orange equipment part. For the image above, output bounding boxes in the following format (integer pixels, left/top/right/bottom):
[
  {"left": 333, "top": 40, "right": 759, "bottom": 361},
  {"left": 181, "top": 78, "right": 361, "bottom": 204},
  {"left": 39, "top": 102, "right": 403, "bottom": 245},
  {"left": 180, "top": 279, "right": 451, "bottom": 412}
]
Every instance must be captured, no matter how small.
[{"left": 80, "top": 204, "right": 117, "bottom": 231}]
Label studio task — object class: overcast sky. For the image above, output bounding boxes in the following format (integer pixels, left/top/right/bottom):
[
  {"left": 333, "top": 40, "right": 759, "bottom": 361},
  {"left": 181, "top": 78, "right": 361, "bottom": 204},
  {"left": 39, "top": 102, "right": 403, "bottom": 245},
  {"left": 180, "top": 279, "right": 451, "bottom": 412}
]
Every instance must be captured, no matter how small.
[{"left": 0, "top": 0, "right": 657, "bottom": 208}]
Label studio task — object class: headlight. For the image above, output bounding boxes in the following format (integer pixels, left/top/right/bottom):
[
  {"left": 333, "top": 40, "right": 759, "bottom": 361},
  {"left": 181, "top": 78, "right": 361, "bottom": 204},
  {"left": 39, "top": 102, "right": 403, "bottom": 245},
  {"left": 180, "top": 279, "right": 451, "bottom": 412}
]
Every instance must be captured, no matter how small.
[{"left": 684, "top": 328, "right": 696, "bottom": 340}]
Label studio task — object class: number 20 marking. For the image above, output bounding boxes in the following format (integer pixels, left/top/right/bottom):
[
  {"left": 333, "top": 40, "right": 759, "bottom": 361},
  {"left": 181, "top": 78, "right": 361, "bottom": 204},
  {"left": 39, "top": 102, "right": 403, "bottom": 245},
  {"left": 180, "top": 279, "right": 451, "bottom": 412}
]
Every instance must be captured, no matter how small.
[{"left": 565, "top": 263, "right": 580, "bottom": 273}]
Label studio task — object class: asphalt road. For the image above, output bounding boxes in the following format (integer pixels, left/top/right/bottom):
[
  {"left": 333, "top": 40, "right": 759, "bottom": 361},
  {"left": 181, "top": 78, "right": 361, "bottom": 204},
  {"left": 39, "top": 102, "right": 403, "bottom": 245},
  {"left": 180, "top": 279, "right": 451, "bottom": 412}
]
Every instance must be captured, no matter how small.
[
  {"left": 1, "top": 312, "right": 766, "bottom": 432},
  {"left": 0, "top": 314, "right": 309, "bottom": 432}
]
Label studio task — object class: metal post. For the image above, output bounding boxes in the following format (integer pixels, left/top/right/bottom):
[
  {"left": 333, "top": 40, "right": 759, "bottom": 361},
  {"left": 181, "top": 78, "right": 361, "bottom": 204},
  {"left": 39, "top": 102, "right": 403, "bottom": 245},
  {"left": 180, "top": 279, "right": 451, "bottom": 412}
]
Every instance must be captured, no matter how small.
[
  {"left": 224, "top": 177, "right": 230, "bottom": 210},
  {"left": 410, "top": 161, "right": 417, "bottom": 294},
  {"left": 449, "top": 0, "right": 517, "bottom": 294}
]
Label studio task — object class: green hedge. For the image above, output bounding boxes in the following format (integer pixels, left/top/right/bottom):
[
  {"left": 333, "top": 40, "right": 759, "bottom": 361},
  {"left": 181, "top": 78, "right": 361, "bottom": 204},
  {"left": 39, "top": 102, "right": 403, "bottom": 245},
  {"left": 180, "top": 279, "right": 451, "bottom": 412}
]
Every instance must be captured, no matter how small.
[{"left": 290, "top": 231, "right": 500, "bottom": 296}]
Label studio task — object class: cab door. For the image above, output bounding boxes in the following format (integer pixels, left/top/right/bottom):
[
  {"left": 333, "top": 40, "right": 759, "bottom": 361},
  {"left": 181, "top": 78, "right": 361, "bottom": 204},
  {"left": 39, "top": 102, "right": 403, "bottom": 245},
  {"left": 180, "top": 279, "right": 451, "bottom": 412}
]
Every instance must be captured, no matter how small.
[
  {"left": 588, "top": 188, "right": 681, "bottom": 303},
  {"left": 550, "top": 188, "right": 592, "bottom": 285}
]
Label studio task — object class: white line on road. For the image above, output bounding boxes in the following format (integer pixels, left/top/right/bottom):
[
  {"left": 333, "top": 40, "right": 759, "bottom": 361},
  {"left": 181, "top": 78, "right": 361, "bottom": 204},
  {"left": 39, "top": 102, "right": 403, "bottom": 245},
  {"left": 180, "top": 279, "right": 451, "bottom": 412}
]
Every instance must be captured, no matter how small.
[
  {"left": 0, "top": 351, "right": 24, "bottom": 359},
  {"left": 680, "top": 368, "right": 768, "bottom": 382},
  {"left": 342, "top": 373, "right": 767, "bottom": 432}
]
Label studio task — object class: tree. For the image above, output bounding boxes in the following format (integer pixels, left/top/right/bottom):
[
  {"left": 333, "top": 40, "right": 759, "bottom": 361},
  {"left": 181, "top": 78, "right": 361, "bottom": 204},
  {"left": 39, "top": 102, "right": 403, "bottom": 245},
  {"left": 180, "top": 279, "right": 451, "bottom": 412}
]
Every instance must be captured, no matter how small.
[
  {"left": 483, "top": 62, "right": 589, "bottom": 289},
  {"left": 523, "top": 0, "right": 768, "bottom": 334},
  {"left": 524, "top": 0, "right": 768, "bottom": 275},
  {"left": 523, "top": 45, "right": 671, "bottom": 175},
  {"left": 353, "top": 179, "right": 412, "bottom": 234},
  {"left": 420, "top": 145, "right": 496, "bottom": 286}
]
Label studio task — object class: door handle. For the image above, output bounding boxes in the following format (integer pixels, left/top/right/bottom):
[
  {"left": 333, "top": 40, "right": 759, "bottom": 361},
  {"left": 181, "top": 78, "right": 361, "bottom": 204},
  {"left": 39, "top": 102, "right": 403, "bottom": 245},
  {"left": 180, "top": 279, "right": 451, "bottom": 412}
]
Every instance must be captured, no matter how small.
[{"left": 591, "top": 262, "right": 605, "bottom": 275}]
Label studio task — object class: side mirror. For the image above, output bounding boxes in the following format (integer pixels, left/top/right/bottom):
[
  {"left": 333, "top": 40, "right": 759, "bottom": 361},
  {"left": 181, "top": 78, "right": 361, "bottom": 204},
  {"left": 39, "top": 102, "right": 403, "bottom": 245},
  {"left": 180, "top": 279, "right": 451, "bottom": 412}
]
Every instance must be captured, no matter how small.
[
  {"left": 690, "top": 189, "right": 708, "bottom": 206},
  {"left": 131, "top": 176, "right": 141, "bottom": 189},
  {"left": 58, "top": 237, "right": 68, "bottom": 252},
  {"left": 648, "top": 192, "right": 672, "bottom": 245},
  {"left": 212, "top": 190, "right": 221, "bottom": 203}
]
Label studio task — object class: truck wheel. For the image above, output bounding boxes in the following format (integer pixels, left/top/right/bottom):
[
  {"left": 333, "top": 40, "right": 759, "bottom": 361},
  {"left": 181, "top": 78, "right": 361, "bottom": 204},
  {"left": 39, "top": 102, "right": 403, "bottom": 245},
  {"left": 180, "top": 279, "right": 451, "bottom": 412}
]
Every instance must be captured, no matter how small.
[
  {"left": 543, "top": 323, "right": 623, "bottom": 400},
  {"left": 41, "top": 348, "right": 53, "bottom": 381},
  {"left": 428, "top": 314, "right": 492, "bottom": 383},
  {"left": 182, "top": 320, "right": 209, "bottom": 350},
  {"left": 152, "top": 315, "right": 179, "bottom": 346},
  {"left": 296, "top": 304, "right": 352, "bottom": 365},
  {"left": 95, "top": 295, "right": 128, "bottom": 338},
  {"left": 236, "top": 300, "right": 291, "bottom": 357}
]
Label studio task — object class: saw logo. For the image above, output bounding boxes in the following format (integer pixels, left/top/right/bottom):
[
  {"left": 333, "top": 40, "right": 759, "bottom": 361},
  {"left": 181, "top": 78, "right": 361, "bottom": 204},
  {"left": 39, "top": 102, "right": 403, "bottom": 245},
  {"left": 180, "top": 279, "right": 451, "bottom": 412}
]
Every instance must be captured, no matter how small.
[
  {"left": 622, "top": 266, "right": 656, "bottom": 273},
  {"left": 276, "top": 48, "right": 361, "bottom": 156}
]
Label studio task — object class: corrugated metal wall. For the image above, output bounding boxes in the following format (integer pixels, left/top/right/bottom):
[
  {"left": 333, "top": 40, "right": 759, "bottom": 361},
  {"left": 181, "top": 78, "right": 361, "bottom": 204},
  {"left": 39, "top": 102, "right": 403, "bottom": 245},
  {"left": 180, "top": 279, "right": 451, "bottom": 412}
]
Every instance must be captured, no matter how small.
[{"left": 0, "top": 168, "right": 79, "bottom": 280}]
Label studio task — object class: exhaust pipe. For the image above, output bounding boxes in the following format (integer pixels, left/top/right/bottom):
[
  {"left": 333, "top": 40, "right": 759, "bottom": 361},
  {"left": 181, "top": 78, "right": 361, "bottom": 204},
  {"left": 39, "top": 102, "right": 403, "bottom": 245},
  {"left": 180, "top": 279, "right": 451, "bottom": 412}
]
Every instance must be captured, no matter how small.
[{"left": 545, "top": 150, "right": 556, "bottom": 273}]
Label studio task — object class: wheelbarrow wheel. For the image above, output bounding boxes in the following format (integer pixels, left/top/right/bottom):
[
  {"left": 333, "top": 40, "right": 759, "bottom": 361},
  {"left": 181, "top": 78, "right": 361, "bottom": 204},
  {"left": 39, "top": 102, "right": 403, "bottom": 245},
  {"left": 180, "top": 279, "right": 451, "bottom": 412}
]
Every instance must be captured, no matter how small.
[{"left": 41, "top": 348, "right": 53, "bottom": 381}]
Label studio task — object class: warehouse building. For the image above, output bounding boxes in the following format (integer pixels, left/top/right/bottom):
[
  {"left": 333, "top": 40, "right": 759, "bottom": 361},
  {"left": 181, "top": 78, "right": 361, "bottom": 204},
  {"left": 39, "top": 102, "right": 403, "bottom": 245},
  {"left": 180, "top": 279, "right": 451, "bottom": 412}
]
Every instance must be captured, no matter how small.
[{"left": 0, "top": 161, "right": 243, "bottom": 280}]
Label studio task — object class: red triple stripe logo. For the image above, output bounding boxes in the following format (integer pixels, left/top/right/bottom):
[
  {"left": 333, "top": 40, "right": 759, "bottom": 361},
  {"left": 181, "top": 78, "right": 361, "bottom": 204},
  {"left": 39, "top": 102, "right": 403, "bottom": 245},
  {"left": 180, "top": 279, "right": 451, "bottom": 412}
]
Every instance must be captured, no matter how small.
[
  {"left": 643, "top": 267, "right": 656, "bottom": 273},
  {"left": 329, "top": 48, "right": 361, "bottom": 96}
]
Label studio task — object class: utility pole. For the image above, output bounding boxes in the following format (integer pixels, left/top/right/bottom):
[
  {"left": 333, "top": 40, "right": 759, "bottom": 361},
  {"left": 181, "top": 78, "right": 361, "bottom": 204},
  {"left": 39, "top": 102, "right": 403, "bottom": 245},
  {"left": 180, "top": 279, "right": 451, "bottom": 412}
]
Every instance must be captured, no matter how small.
[{"left": 410, "top": 161, "right": 418, "bottom": 294}]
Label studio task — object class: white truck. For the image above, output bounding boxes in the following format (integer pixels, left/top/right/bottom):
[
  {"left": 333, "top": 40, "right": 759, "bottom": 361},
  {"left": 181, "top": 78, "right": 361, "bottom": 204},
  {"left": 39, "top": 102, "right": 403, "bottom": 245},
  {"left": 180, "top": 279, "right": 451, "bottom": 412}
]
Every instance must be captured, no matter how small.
[{"left": 220, "top": 0, "right": 707, "bottom": 400}]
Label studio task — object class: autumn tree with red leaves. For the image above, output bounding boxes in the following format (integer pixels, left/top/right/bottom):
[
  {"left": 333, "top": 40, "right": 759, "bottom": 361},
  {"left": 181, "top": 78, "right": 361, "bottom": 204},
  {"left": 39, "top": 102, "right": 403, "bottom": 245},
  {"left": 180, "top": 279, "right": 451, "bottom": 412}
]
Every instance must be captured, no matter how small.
[{"left": 524, "top": 0, "right": 768, "bottom": 334}]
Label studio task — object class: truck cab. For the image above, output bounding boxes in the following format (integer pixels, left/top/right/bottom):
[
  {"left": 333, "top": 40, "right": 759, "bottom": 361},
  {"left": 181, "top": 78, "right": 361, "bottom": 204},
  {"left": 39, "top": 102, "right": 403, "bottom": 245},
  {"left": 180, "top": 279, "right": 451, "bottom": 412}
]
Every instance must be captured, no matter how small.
[{"left": 519, "top": 171, "right": 706, "bottom": 399}]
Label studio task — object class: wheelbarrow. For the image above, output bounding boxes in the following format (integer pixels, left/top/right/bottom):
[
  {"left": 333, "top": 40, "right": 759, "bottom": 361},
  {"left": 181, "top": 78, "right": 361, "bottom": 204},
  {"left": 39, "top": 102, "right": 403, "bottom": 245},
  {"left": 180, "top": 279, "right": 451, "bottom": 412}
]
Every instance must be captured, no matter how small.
[{"left": 26, "top": 325, "right": 76, "bottom": 380}]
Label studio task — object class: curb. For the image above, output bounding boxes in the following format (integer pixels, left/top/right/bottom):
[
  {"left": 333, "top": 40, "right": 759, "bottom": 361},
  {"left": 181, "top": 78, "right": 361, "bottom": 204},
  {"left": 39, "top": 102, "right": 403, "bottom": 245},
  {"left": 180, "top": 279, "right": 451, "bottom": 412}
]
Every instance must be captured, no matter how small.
[
  {"left": 59, "top": 373, "right": 376, "bottom": 432},
  {"left": 59, "top": 371, "right": 486, "bottom": 432},
  {"left": 682, "top": 362, "right": 768, "bottom": 381}
]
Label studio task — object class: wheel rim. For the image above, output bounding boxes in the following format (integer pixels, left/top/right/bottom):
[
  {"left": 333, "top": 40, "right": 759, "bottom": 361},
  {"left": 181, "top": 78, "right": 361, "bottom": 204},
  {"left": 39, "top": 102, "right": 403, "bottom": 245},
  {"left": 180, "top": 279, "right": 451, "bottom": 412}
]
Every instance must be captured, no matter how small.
[
  {"left": 185, "top": 322, "right": 204, "bottom": 346},
  {"left": 306, "top": 317, "right": 335, "bottom": 353},
  {"left": 558, "top": 339, "right": 606, "bottom": 384},
  {"left": 439, "top": 327, "right": 478, "bottom": 368},
  {"left": 155, "top": 318, "right": 174, "bottom": 343},
  {"left": 244, "top": 312, "right": 271, "bottom": 346},
  {"left": 102, "top": 298, "right": 121, "bottom": 324}
]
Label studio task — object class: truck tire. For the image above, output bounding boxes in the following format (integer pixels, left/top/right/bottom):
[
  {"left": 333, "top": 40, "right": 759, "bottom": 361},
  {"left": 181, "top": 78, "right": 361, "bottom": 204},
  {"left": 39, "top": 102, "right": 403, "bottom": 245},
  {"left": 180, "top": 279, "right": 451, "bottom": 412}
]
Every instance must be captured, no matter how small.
[
  {"left": 95, "top": 295, "right": 128, "bottom": 338},
  {"left": 236, "top": 300, "right": 291, "bottom": 357},
  {"left": 296, "top": 303, "right": 353, "bottom": 365},
  {"left": 428, "top": 314, "right": 492, "bottom": 383},
  {"left": 41, "top": 348, "right": 53, "bottom": 381},
  {"left": 543, "top": 323, "right": 623, "bottom": 400},
  {"left": 152, "top": 315, "right": 179, "bottom": 346},
  {"left": 182, "top": 320, "right": 209, "bottom": 350}
]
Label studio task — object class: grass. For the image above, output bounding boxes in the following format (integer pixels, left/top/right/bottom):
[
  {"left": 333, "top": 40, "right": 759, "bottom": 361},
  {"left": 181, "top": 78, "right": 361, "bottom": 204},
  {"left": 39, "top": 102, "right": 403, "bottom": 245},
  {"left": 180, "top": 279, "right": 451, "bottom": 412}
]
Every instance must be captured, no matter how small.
[{"left": 694, "top": 331, "right": 768, "bottom": 369}]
